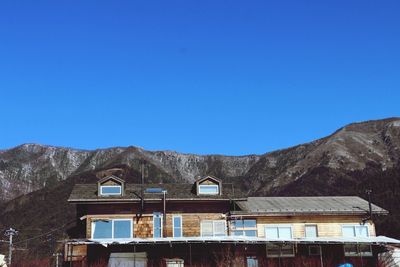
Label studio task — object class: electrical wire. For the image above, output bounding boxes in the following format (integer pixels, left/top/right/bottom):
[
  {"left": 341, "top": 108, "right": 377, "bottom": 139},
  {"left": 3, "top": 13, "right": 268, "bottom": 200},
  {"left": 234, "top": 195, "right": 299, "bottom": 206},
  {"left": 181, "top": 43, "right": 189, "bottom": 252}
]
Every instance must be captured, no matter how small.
[{"left": 13, "top": 219, "right": 75, "bottom": 245}]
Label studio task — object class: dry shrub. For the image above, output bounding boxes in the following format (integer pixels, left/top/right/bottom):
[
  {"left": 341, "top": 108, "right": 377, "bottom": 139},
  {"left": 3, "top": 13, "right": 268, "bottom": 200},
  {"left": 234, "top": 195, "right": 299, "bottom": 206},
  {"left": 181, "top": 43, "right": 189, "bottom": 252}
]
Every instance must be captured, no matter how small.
[
  {"left": 12, "top": 257, "right": 51, "bottom": 267},
  {"left": 213, "top": 245, "right": 244, "bottom": 267},
  {"left": 89, "top": 258, "right": 107, "bottom": 267}
]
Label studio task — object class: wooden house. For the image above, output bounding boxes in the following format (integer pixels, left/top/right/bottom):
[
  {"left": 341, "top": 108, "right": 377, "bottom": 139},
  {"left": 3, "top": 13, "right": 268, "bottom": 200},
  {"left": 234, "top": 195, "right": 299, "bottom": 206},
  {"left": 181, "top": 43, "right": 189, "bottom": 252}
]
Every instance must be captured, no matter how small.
[{"left": 65, "top": 175, "right": 399, "bottom": 267}]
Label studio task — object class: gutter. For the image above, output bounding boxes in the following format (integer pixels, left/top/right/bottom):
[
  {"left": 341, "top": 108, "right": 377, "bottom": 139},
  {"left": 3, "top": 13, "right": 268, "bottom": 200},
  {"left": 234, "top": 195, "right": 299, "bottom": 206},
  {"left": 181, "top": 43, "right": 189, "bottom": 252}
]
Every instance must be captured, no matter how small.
[{"left": 67, "top": 198, "right": 246, "bottom": 203}]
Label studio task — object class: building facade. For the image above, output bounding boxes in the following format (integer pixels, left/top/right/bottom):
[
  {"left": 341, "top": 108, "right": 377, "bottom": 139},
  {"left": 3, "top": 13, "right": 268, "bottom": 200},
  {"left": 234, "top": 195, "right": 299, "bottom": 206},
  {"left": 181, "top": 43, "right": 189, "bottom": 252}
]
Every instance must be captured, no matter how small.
[{"left": 65, "top": 175, "right": 399, "bottom": 267}]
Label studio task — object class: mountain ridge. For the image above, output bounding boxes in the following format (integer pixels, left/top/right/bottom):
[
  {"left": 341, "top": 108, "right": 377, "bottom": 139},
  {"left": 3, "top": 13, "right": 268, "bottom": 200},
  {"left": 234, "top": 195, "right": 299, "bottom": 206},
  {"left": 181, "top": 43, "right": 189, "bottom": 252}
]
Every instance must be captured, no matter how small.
[
  {"left": 1, "top": 117, "right": 399, "bottom": 202},
  {"left": 1, "top": 117, "right": 400, "bottom": 260}
]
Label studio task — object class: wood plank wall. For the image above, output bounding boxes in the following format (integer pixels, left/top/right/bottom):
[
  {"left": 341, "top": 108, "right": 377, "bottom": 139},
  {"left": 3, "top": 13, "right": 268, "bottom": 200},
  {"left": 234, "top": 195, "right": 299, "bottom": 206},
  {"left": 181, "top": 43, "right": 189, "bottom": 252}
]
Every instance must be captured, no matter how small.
[
  {"left": 255, "top": 215, "right": 376, "bottom": 238},
  {"left": 86, "top": 213, "right": 225, "bottom": 238},
  {"left": 85, "top": 214, "right": 375, "bottom": 239}
]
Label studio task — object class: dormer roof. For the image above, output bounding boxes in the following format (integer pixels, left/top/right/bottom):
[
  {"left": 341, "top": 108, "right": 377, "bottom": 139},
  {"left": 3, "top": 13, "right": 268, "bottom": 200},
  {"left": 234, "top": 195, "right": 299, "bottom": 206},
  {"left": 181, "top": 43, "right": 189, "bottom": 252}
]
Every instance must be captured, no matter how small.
[
  {"left": 98, "top": 175, "right": 125, "bottom": 185},
  {"left": 195, "top": 175, "right": 221, "bottom": 185}
]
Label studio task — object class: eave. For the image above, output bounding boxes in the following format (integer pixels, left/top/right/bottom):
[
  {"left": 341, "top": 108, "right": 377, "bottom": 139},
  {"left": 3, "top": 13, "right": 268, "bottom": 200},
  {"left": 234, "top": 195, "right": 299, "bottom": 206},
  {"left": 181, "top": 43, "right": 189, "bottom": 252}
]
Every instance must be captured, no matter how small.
[{"left": 68, "top": 197, "right": 245, "bottom": 204}]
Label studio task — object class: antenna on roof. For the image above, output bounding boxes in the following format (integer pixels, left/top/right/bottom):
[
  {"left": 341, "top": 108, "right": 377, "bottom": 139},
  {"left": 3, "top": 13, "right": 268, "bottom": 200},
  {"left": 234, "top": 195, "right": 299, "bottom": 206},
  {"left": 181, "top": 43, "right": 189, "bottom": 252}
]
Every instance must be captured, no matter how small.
[
  {"left": 137, "top": 159, "right": 147, "bottom": 218},
  {"left": 140, "top": 159, "right": 147, "bottom": 185},
  {"left": 362, "top": 189, "right": 373, "bottom": 225}
]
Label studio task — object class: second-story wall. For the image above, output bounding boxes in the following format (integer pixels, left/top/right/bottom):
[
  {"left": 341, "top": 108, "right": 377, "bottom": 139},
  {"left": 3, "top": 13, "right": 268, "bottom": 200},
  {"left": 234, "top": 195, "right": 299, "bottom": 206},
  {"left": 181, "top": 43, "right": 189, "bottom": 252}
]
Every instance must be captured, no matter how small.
[
  {"left": 254, "top": 215, "right": 376, "bottom": 238},
  {"left": 83, "top": 210, "right": 375, "bottom": 239},
  {"left": 85, "top": 212, "right": 226, "bottom": 238},
  {"left": 81, "top": 201, "right": 231, "bottom": 239}
]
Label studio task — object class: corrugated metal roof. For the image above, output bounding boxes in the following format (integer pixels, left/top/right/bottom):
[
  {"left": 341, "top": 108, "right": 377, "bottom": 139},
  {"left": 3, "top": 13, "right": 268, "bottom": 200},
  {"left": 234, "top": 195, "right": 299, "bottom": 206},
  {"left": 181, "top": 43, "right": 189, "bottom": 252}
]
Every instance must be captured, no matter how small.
[
  {"left": 65, "top": 235, "right": 400, "bottom": 246},
  {"left": 233, "top": 196, "right": 388, "bottom": 215}
]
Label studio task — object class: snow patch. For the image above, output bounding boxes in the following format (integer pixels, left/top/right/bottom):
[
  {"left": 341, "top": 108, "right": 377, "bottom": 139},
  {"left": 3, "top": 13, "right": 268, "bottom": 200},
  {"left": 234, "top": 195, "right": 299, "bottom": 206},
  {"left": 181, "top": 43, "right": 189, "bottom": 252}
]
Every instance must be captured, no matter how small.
[{"left": 390, "top": 120, "right": 400, "bottom": 127}]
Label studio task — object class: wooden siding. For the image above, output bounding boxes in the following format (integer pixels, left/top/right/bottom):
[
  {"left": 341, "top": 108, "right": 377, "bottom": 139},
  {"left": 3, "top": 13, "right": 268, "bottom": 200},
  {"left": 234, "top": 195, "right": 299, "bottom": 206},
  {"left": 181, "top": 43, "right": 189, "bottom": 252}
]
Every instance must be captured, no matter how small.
[
  {"left": 85, "top": 212, "right": 376, "bottom": 239},
  {"left": 86, "top": 213, "right": 225, "bottom": 238},
  {"left": 199, "top": 179, "right": 218, "bottom": 185},
  {"left": 166, "top": 213, "right": 224, "bottom": 237},
  {"left": 255, "top": 215, "right": 376, "bottom": 238},
  {"left": 135, "top": 215, "right": 153, "bottom": 238},
  {"left": 64, "top": 244, "right": 87, "bottom": 262},
  {"left": 86, "top": 213, "right": 375, "bottom": 239},
  {"left": 101, "top": 180, "right": 120, "bottom": 186}
]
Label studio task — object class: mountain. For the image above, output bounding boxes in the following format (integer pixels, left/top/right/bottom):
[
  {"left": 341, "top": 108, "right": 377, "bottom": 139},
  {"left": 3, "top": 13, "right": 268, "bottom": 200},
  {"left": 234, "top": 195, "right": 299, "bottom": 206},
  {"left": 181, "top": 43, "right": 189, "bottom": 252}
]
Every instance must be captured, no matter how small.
[
  {"left": 0, "top": 117, "right": 400, "bottom": 261},
  {"left": 0, "top": 144, "right": 260, "bottom": 203}
]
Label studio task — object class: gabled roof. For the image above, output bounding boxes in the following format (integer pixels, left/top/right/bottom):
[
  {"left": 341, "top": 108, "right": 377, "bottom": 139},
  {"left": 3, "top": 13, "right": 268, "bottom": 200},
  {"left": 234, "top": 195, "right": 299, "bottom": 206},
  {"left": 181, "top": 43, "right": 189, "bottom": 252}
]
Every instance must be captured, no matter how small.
[
  {"left": 68, "top": 183, "right": 241, "bottom": 203},
  {"left": 195, "top": 175, "right": 221, "bottom": 184},
  {"left": 233, "top": 196, "right": 388, "bottom": 216},
  {"left": 98, "top": 175, "right": 125, "bottom": 184}
]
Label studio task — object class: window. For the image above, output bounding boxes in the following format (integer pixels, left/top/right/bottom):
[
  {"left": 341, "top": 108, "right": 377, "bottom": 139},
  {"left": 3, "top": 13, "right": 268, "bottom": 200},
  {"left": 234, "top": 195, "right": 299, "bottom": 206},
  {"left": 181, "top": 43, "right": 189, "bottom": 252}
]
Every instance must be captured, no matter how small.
[
  {"left": 201, "top": 220, "right": 226, "bottom": 237},
  {"left": 265, "top": 225, "right": 292, "bottom": 239},
  {"left": 342, "top": 225, "right": 369, "bottom": 237},
  {"left": 305, "top": 225, "right": 318, "bottom": 238},
  {"left": 153, "top": 213, "right": 163, "bottom": 238},
  {"left": 266, "top": 244, "right": 295, "bottom": 258},
  {"left": 344, "top": 244, "right": 372, "bottom": 257},
  {"left": 342, "top": 225, "right": 372, "bottom": 257},
  {"left": 100, "top": 185, "right": 122, "bottom": 196},
  {"left": 173, "top": 215, "right": 182, "bottom": 237},
  {"left": 92, "top": 219, "right": 132, "bottom": 239},
  {"left": 231, "top": 219, "right": 257, "bottom": 237},
  {"left": 308, "top": 245, "right": 321, "bottom": 256},
  {"left": 165, "top": 259, "right": 184, "bottom": 267},
  {"left": 246, "top": 256, "right": 258, "bottom": 267},
  {"left": 198, "top": 185, "right": 219, "bottom": 195}
]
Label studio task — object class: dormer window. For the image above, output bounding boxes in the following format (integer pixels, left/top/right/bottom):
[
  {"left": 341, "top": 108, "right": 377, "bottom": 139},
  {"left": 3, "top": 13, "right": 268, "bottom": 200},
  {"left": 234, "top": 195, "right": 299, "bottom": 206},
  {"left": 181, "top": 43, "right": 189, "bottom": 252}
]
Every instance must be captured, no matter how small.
[
  {"left": 97, "top": 175, "right": 125, "bottom": 197},
  {"left": 198, "top": 184, "right": 219, "bottom": 195},
  {"left": 100, "top": 185, "right": 122, "bottom": 196},
  {"left": 195, "top": 175, "right": 222, "bottom": 196}
]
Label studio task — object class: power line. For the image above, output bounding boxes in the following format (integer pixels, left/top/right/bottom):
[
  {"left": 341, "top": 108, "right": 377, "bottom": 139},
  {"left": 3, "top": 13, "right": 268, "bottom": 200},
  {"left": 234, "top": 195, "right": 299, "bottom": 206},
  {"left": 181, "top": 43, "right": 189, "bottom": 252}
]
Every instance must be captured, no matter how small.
[{"left": 13, "top": 219, "right": 75, "bottom": 245}]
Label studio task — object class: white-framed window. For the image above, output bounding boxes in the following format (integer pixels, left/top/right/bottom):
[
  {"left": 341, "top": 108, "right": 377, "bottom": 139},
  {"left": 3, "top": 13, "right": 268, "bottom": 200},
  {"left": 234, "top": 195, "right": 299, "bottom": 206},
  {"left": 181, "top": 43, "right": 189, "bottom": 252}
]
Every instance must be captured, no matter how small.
[
  {"left": 153, "top": 213, "right": 163, "bottom": 238},
  {"left": 198, "top": 184, "right": 219, "bottom": 195},
  {"left": 342, "top": 225, "right": 369, "bottom": 237},
  {"left": 91, "top": 218, "right": 132, "bottom": 239},
  {"left": 201, "top": 220, "right": 226, "bottom": 237},
  {"left": 100, "top": 185, "right": 122, "bottom": 196},
  {"left": 173, "top": 215, "right": 183, "bottom": 238},
  {"left": 266, "top": 244, "right": 295, "bottom": 258},
  {"left": 342, "top": 224, "right": 372, "bottom": 257},
  {"left": 231, "top": 219, "right": 257, "bottom": 237},
  {"left": 305, "top": 225, "right": 318, "bottom": 238},
  {"left": 265, "top": 225, "right": 292, "bottom": 239}
]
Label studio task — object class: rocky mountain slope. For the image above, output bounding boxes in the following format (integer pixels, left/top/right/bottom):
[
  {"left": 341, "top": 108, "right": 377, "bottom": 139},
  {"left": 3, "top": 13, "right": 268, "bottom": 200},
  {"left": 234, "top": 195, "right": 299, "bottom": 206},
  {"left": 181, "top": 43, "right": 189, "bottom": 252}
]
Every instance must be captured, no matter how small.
[
  {"left": 0, "top": 144, "right": 260, "bottom": 202},
  {"left": 0, "top": 117, "right": 400, "bottom": 260}
]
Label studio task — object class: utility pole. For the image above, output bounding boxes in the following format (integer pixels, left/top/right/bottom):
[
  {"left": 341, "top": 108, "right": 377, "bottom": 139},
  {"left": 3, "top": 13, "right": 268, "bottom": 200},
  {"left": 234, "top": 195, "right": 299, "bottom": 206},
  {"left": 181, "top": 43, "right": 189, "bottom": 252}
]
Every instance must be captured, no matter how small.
[
  {"left": 53, "top": 252, "right": 62, "bottom": 267},
  {"left": 4, "top": 228, "right": 18, "bottom": 267}
]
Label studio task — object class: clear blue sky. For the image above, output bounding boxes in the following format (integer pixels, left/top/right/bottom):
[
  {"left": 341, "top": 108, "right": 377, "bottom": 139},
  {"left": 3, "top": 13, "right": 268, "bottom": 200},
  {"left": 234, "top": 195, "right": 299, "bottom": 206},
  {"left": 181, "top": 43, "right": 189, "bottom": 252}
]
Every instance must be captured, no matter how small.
[{"left": 0, "top": 1, "right": 399, "bottom": 155}]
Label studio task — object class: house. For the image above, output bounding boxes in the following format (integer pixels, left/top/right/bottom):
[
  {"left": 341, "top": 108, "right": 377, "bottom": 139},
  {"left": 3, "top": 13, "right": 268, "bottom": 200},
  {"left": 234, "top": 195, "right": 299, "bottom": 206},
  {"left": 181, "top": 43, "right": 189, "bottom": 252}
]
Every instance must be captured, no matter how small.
[{"left": 65, "top": 175, "right": 400, "bottom": 266}]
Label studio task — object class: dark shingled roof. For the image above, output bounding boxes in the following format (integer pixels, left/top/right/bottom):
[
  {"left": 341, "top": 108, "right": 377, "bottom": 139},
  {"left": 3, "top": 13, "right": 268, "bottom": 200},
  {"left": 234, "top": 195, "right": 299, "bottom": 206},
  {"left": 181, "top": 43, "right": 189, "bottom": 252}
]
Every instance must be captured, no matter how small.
[
  {"left": 233, "top": 196, "right": 388, "bottom": 216},
  {"left": 68, "top": 183, "right": 243, "bottom": 202}
]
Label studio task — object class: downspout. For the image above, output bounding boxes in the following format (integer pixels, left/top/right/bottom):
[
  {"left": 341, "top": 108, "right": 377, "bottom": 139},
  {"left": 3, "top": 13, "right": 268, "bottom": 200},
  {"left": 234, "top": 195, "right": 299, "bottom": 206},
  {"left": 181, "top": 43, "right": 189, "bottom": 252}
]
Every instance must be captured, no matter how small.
[{"left": 163, "top": 190, "right": 167, "bottom": 237}]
